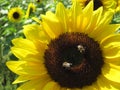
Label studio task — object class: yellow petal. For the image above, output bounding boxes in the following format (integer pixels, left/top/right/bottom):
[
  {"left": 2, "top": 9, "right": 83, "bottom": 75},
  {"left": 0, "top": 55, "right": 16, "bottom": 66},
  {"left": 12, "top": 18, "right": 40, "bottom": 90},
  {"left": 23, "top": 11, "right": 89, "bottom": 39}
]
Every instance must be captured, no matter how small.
[
  {"left": 11, "top": 47, "right": 39, "bottom": 59},
  {"left": 41, "top": 21, "right": 56, "bottom": 39},
  {"left": 23, "top": 24, "right": 49, "bottom": 41},
  {"left": 56, "top": 3, "right": 68, "bottom": 32},
  {"left": 6, "top": 61, "right": 47, "bottom": 75},
  {"left": 33, "top": 40, "right": 48, "bottom": 60},
  {"left": 12, "top": 38, "right": 37, "bottom": 51},
  {"left": 96, "top": 10, "right": 114, "bottom": 28},
  {"left": 43, "top": 81, "right": 60, "bottom": 90},
  {"left": 94, "top": 24, "right": 119, "bottom": 42},
  {"left": 71, "top": 88, "right": 82, "bottom": 90},
  {"left": 86, "top": 7, "right": 103, "bottom": 34},
  {"left": 89, "top": 10, "right": 114, "bottom": 38},
  {"left": 104, "top": 58, "right": 120, "bottom": 66},
  {"left": 17, "top": 76, "right": 51, "bottom": 90},
  {"left": 60, "top": 88, "right": 68, "bottom": 90},
  {"left": 102, "top": 0, "right": 117, "bottom": 10},
  {"left": 100, "top": 34, "right": 120, "bottom": 59},
  {"left": 13, "top": 73, "right": 49, "bottom": 84},
  {"left": 13, "top": 74, "right": 42, "bottom": 84},
  {"left": 11, "top": 39, "right": 47, "bottom": 60},
  {"left": 32, "top": 17, "right": 41, "bottom": 24},
  {"left": 102, "top": 63, "right": 120, "bottom": 83},
  {"left": 66, "top": 89, "right": 72, "bottom": 90},
  {"left": 97, "top": 75, "right": 120, "bottom": 90},
  {"left": 41, "top": 11, "right": 64, "bottom": 39},
  {"left": 21, "top": 57, "right": 44, "bottom": 63},
  {"left": 80, "top": 1, "right": 93, "bottom": 32},
  {"left": 69, "top": 1, "right": 82, "bottom": 32},
  {"left": 82, "top": 82, "right": 98, "bottom": 90}
]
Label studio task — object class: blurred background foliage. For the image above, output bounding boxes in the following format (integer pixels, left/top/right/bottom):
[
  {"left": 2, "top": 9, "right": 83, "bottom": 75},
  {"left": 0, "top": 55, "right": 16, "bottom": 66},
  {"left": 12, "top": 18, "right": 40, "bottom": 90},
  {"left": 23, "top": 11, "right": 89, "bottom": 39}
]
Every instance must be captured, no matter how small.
[{"left": 0, "top": 0, "right": 120, "bottom": 90}]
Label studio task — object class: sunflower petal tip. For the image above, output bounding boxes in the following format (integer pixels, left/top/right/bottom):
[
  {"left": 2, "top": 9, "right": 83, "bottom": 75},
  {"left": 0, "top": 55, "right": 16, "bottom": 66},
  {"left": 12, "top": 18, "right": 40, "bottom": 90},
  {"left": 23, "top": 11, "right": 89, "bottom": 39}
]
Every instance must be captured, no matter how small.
[
  {"left": 6, "top": 61, "right": 14, "bottom": 71},
  {"left": 82, "top": 0, "right": 94, "bottom": 13},
  {"left": 6, "top": 61, "right": 9, "bottom": 67},
  {"left": 57, "top": 2, "right": 64, "bottom": 6},
  {"left": 56, "top": 2, "right": 65, "bottom": 12},
  {"left": 86, "top": 0, "right": 94, "bottom": 8},
  {"left": 12, "top": 81, "right": 17, "bottom": 84}
]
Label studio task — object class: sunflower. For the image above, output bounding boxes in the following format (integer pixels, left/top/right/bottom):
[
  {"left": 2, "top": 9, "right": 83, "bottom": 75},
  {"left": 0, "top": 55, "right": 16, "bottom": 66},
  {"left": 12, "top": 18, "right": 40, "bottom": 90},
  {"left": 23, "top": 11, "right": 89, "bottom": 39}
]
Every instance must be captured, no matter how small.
[
  {"left": 8, "top": 7, "right": 24, "bottom": 22},
  {"left": 6, "top": 1, "right": 120, "bottom": 90},
  {"left": 25, "top": 3, "right": 36, "bottom": 18},
  {"left": 72, "top": 0, "right": 117, "bottom": 10}
]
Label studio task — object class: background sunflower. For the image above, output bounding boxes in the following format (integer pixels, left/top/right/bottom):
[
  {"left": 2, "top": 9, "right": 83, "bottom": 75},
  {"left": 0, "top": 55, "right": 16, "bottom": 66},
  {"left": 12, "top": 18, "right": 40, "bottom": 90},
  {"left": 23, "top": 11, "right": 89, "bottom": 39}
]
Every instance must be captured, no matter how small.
[
  {"left": 8, "top": 7, "right": 24, "bottom": 22},
  {"left": 25, "top": 3, "right": 36, "bottom": 18},
  {"left": 72, "top": 0, "right": 117, "bottom": 10}
]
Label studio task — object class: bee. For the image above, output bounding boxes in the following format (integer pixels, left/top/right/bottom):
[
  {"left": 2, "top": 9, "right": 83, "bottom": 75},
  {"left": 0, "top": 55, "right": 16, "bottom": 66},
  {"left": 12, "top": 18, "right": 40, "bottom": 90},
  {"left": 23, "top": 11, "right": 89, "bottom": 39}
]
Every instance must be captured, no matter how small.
[
  {"left": 62, "top": 62, "right": 72, "bottom": 69},
  {"left": 77, "top": 45, "right": 85, "bottom": 53}
]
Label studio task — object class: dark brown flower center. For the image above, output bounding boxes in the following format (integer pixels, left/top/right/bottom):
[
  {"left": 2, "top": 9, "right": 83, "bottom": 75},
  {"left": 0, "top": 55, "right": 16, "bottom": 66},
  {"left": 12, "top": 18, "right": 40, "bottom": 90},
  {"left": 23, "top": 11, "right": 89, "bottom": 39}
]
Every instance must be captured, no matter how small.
[
  {"left": 44, "top": 32, "right": 104, "bottom": 88},
  {"left": 85, "top": 0, "right": 103, "bottom": 10},
  {"left": 13, "top": 12, "right": 20, "bottom": 19}
]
